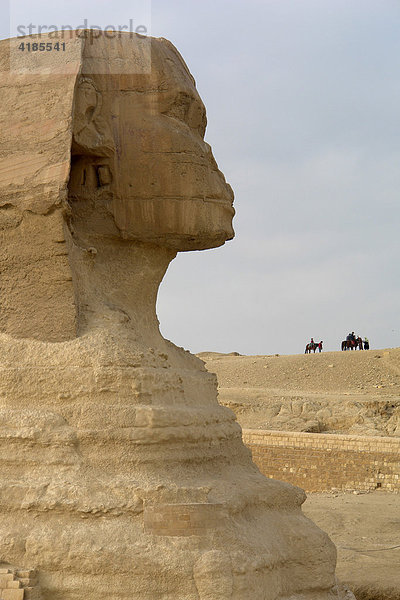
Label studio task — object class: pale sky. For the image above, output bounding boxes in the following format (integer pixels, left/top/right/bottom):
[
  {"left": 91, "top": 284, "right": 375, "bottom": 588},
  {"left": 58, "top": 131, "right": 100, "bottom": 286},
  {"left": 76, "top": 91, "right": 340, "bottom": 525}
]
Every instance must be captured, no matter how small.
[{"left": 3, "top": 1, "right": 400, "bottom": 354}]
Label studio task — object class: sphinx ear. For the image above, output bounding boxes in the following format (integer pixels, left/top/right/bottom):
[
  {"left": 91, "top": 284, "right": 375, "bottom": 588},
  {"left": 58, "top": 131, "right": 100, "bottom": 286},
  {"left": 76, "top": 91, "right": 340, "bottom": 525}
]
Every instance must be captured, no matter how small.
[
  {"left": 68, "top": 75, "right": 116, "bottom": 220},
  {"left": 72, "top": 76, "right": 113, "bottom": 156},
  {"left": 73, "top": 77, "right": 101, "bottom": 138}
]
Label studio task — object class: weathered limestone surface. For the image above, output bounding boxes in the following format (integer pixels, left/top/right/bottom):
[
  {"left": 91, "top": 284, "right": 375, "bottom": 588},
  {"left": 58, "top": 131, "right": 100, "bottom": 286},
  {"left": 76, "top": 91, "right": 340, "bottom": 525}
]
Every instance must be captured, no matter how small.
[{"left": 0, "top": 31, "right": 352, "bottom": 599}]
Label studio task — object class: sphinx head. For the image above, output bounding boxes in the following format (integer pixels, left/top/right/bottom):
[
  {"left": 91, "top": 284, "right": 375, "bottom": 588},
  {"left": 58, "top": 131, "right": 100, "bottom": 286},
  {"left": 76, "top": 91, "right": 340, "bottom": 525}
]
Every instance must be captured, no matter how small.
[
  {"left": 0, "top": 32, "right": 234, "bottom": 341},
  {"left": 68, "top": 34, "right": 234, "bottom": 252}
]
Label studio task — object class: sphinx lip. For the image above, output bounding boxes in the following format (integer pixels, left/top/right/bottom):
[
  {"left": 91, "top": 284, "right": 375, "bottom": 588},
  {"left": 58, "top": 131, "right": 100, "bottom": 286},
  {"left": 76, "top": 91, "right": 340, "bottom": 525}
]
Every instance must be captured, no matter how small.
[
  {"left": 202, "top": 197, "right": 235, "bottom": 215},
  {"left": 119, "top": 195, "right": 235, "bottom": 215}
]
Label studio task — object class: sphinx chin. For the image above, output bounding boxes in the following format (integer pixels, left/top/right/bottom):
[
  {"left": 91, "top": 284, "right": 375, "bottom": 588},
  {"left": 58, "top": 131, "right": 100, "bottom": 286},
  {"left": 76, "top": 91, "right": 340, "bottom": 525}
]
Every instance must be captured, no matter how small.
[{"left": 109, "top": 196, "right": 235, "bottom": 251}]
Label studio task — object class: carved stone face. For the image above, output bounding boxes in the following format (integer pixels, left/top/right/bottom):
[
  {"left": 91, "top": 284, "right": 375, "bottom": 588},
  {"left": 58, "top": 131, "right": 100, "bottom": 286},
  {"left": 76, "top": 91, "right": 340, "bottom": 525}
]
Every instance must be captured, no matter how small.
[{"left": 69, "top": 36, "right": 235, "bottom": 251}]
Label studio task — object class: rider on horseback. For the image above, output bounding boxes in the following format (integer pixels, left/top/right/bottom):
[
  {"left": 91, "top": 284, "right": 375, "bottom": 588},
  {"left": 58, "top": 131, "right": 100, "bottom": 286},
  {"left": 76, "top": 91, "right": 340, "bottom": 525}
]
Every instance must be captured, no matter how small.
[{"left": 305, "top": 338, "right": 318, "bottom": 353}]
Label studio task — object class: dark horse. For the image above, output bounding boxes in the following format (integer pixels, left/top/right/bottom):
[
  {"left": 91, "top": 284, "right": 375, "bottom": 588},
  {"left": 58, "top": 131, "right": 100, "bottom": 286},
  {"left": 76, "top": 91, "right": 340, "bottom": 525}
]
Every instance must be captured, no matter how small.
[
  {"left": 305, "top": 342, "right": 318, "bottom": 354},
  {"left": 341, "top": 337, "right": 363, "bottom": 351}
]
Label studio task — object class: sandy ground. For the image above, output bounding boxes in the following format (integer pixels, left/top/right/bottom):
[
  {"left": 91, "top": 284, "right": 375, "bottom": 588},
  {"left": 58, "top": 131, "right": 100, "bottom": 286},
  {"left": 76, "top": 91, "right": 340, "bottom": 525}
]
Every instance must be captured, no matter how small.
[
  {"left": 198, "top": 348, "right": 400, "bottom": 436},
  {"left": 198, "top": 349, "right": 400, "bottom": 598},
  {"left": 304, "top": 491, "right": 400, "bottom": 599}
]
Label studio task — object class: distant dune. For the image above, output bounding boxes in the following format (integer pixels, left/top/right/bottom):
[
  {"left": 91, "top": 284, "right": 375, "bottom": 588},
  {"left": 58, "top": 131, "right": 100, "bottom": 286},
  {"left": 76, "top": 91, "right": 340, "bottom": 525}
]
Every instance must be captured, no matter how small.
[{"left": 198, "top": 348, "right": 400, "bottom": 437}]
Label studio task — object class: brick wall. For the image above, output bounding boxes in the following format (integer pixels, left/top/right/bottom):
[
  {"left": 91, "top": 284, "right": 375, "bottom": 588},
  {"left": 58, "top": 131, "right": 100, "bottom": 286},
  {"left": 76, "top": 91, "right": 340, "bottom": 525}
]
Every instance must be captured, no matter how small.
[{"left": 242, "top": 429, "right": 400, "bottom": 492}]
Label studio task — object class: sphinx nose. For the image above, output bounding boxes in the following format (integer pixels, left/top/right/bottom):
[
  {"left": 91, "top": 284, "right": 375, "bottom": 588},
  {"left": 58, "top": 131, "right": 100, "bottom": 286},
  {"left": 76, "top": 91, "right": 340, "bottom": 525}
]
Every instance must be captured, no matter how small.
[
  {"left": 225, "top": 182, "right": 234, "bottom": 203},
  {"left": 204, "top": 143, "right": 234, "bottom": 203},
  {"left": 204, "top": 142, "right": 219, "bottom": 171}
]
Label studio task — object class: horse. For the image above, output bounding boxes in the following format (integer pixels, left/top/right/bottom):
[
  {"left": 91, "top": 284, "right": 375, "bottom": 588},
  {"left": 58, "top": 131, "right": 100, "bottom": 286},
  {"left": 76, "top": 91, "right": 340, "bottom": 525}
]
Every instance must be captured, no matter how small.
[
  {"left": 341, "top": 337, "right": 363, "bottom": 351},
  {"left": 305, "top": 342, "right": 318, "bottom": 354}
]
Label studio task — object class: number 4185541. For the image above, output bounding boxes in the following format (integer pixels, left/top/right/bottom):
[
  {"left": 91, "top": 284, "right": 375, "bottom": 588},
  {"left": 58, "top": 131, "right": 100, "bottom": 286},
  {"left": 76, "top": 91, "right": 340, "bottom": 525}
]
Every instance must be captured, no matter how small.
[{"left": 18, "top": 42, "right": 66, "bottom": 52}]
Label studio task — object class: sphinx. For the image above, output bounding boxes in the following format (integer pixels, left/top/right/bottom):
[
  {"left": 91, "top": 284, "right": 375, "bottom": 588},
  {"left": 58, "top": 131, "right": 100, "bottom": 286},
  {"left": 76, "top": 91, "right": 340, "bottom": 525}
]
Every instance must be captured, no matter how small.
[{"left": 0, "top": 31, "right": 351, "bottom": 599}]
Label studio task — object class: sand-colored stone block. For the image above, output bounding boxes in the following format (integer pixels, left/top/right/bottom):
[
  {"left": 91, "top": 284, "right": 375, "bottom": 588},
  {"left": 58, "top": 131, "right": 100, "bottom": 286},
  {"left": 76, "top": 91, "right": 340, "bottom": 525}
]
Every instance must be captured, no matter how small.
[
  {"left": 6, "top": 580, "right": 21, "bottom": 589},
  {"left": 0, "top": 574, "right": 13, "bottom": 587},
  {"left": 2, "top": 589, "right": 24, "bottom": 600}
]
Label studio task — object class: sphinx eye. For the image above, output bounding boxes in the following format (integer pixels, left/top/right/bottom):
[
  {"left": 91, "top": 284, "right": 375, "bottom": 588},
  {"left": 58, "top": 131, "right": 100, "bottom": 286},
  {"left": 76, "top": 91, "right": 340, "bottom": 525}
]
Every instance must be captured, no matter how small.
[
  {"left": 163, "top": 92, "right": 191, "bottom": 123},
  {"left": 163, "top": 92, "right": 206, "bottom": 136},
  {"left": 189, "top": 103, "right": 207, "bottom": 138}
]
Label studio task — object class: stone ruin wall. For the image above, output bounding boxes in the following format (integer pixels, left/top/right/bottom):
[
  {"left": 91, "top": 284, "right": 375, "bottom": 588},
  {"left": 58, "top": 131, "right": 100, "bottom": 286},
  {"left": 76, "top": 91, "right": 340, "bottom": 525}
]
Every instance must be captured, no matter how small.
[
  {"left": 0, "top": 566, "right": 40, "bottom": 600},
  {"left": 243, "top": 429, "right": 400, "bottom": 492}
]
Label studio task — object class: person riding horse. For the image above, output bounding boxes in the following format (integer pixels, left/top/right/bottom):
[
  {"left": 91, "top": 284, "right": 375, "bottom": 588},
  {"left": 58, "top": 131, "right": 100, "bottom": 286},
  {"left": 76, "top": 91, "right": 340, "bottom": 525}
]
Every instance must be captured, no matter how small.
[
  {"left": 342, "top": 333, "right": 363, "bottom": 351},
  {"left": 305, "top": 339, "right": 323, "bottom": 354}
]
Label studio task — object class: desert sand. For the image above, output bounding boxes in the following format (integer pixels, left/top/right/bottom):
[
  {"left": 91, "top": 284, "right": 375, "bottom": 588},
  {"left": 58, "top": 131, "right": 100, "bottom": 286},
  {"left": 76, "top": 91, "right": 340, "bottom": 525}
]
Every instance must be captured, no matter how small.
[
  {"left": 198, "top": 348, "right": 400, "bottom": 436},
  {"left": 304, "top": 491, "right": 400, "bottom": 600}
]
